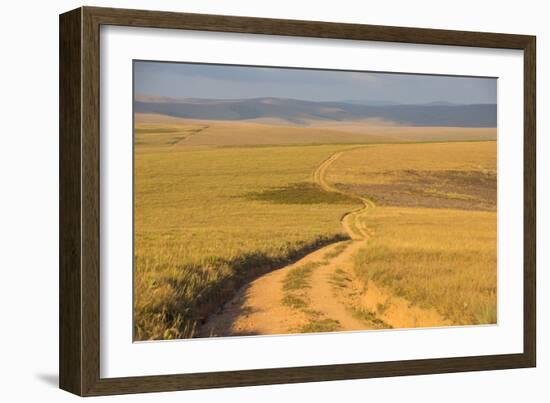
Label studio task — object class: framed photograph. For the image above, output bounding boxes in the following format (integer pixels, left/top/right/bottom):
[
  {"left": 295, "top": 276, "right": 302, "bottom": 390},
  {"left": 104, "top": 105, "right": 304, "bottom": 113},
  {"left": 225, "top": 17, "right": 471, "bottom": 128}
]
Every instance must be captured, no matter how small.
[{"left": 59, "top": 6, "right": 536, "bottom": 396}]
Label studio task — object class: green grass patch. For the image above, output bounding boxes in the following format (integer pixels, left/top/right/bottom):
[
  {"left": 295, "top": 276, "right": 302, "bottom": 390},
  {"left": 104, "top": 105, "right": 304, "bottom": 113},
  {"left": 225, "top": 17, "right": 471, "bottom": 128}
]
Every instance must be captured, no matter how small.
[
  {"left": 282, "top": 262, "right": 322, "bottom": 292},
  {"left": 323, "top": 242, "right": 350, "bottom": 259},
  {"left": 245, "top": 182, "right": 356, "bottom": 205},
  {"left": 281, "top": 294, "right": 308, "bottom": 309},
  {"left": 298, "top": 318, "right": 341, "bottom": 333},
  {"left": 329, "top": 268, "right": 352, "bottom": 289},
  {"left": 301, "top": 309, "right": 323, "bottom": 318},
  {"left": 349, "top": 307, "right": 390, "bottom": 328}
]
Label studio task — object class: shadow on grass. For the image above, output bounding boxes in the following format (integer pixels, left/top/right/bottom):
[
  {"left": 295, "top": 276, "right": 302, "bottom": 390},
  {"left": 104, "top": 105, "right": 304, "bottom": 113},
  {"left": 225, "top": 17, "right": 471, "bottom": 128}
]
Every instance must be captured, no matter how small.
[
  {"left": 192, "top": 234, "right": 349, "bottom": 335},
  {"left": 134, "top": 233, "right": 350, "bottom": 341},
  {"left": 196, "top": 286, "right": 263, "bottom": 338}
]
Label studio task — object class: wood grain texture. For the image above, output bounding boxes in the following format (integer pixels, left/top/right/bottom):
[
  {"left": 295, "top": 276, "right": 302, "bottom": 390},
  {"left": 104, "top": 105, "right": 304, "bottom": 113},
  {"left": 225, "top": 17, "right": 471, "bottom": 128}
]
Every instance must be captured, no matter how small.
[
  {"left": 59, "top": 6, "right": 537, "bottom": 396},
  {"left": 86, "top": 6, "right": 532, "bottom": 49},
  {"left": 59, "top": 7, "right": 82, "bottom": 396},
  {"left": 81, "top": 6, "right": 102, "bottom": 396},
  {"left": 523, "top": 38, "right": 536, "bottom": 367}
]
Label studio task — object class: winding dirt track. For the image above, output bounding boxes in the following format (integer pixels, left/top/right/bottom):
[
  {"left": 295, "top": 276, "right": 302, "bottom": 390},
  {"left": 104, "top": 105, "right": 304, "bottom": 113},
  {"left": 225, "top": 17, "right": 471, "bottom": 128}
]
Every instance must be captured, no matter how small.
[
  {"left": 313, "top": 151, "right": 374, "bottom": 240},
  {"left": 199, "top": 149, "right": 448, "bottom": 337}
]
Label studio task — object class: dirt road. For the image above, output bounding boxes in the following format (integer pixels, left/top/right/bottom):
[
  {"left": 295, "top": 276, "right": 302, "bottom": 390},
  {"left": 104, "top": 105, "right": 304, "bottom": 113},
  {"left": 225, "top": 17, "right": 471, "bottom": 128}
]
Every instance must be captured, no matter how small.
[{"left": 199, "top": 149, "right": 448, "bottom": 337}]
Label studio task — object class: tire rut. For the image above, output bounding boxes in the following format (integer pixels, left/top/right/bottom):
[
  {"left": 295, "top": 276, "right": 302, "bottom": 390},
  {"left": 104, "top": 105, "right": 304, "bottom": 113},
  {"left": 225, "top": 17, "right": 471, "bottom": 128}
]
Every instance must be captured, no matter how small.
[{"left": 199, "top": 147, "right": 449, "bottom": 337}]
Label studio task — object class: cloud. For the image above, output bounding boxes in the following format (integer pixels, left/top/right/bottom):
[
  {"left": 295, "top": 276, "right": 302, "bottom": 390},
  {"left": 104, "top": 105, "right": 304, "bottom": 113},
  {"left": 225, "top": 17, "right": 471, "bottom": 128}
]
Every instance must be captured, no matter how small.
[{"left": 134, "top": 61, "right": 496, "bottom": 104}]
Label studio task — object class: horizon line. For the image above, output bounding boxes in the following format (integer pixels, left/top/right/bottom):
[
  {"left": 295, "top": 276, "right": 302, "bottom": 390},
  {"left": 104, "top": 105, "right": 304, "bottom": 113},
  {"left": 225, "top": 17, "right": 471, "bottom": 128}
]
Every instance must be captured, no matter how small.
[{"left": 134, "top": 94, "right": 497, "bottom": 106}]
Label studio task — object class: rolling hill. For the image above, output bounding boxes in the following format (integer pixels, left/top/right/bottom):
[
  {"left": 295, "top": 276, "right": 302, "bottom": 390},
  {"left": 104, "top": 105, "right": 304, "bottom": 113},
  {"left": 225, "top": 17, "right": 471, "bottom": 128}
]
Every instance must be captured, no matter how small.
[{"left": 134, "top": 96, "right": 497, "bottom": 128}]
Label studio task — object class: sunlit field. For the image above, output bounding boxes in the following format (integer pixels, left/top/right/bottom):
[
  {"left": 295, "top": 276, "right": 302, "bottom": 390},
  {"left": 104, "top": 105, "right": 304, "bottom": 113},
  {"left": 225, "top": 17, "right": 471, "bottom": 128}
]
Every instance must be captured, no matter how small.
[
  {"left": 325, "top": 142, "right": 497, "bottom": 324},
  {"left": 134, "top": 132, "right": 361, "bottom": 340},
  {"left": 353, "top": 207, "right": 496, "bottom": 325},
  {"left": 134, "top": 119, "right": 497, "bottom": 340}
]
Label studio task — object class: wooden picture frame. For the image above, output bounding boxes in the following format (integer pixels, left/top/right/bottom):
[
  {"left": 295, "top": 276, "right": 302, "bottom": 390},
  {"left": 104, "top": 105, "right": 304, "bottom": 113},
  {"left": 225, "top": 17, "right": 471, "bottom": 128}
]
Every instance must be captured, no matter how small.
[{"left": 59, "top": 6, "right": 536, "bottom": 396}]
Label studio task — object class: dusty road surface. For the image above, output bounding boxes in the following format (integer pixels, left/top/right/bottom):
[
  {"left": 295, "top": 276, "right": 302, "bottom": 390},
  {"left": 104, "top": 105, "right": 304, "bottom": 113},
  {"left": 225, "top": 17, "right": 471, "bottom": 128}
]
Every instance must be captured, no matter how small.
[{"left": 199, "top": 149, "right": 449, "bottom": 337}]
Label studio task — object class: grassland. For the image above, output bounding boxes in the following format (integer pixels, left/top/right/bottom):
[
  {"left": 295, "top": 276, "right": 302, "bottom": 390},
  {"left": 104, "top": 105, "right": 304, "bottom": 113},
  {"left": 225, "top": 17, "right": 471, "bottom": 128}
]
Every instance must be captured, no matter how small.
[
  {"left": 134, "top": 116, "right": 497, "bottom": 339},
  {"left": 136, "top": 113, "right": 497, "bottom": 143},
  {"left": 324, "top": 142, "right": 497, "bottom": 325},
  {"left": 352, "top": 207, "right": 497, "bottom": 325},
  {"left": 302, "top": 120, "right": 497, "bottom": 142},
  {"left": 134, "top": 116, "right": 393, "bottom": 147},
  {"left": 134, "top": 136, "right": 360, "bottom": 340},
  {"left": 326, "top": 141, "right": 497, "bottom": 210}
]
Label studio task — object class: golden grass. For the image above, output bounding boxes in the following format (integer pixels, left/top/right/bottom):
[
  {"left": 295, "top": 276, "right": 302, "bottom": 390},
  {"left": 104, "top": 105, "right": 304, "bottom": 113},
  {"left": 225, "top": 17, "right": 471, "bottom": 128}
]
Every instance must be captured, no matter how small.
[
  {"left": 135, "top": 113, "right": 496, "bottom": 143},
  {"left": 134, "top": 121, "right": 498, "bottom": 339},
  {"left": 327, "top": 141, "right": 497, "bottom": 211},
  {"left": 324, "top": 142, "right": 497, "bottom": 325},
  {"left": 134, "top": 116, "right": 393, "bottom": 147},
  {"left": 307, "top": 121, "right": 496, "bottom": 142},
  {"left": 134, "top": 140, "right": 360, "bottom": 340},
  {"left": 326, "top": 141, "right": 496, "bottom": 185},
  {"left": 353, "top": 206, "right": 497, "bottom": 325}
]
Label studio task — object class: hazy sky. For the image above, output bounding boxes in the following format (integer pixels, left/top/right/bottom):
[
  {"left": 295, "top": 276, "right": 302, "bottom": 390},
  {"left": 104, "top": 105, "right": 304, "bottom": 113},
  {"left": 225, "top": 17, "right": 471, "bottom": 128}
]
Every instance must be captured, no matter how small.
[{"left": 134, "top": 61, "right": 497, "bottom": 104}]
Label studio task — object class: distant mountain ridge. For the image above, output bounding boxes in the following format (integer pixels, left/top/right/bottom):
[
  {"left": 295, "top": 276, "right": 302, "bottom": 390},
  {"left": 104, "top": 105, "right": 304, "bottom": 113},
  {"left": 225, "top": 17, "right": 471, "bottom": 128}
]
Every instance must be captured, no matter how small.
[{"left": 134, "top": 96, "right": 497, "bottom": 127}]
